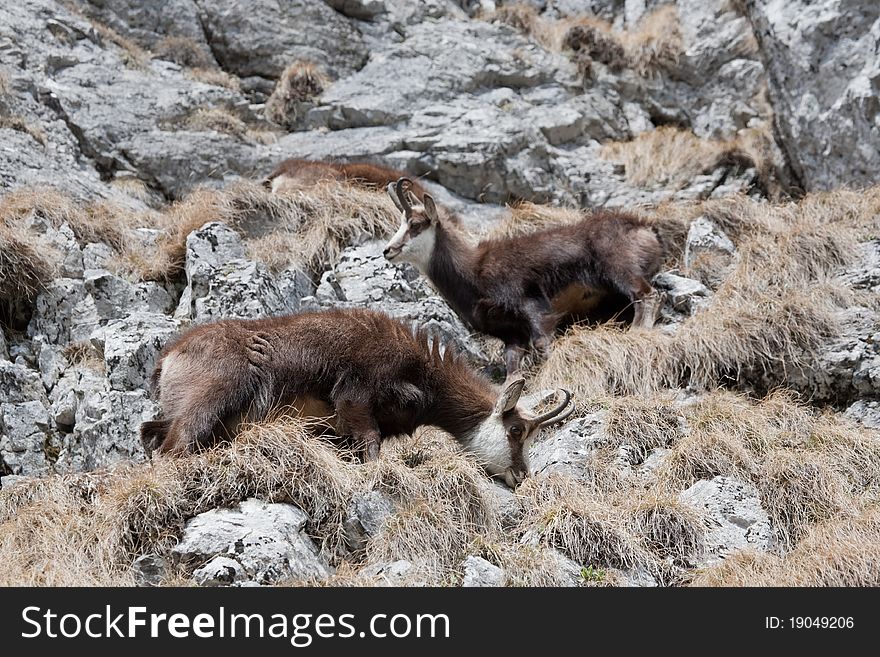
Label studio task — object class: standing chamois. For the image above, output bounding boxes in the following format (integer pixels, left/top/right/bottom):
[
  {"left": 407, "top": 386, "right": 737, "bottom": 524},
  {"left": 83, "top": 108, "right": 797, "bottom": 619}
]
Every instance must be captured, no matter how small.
[
  {"left": 140, "top": 308, "right": 573, "bottom": 487},
  {"left": 264, "top": 158, "right": 429, "bottom": 200},
  {"left": 383, "top": 179, "right": 665, "bottom": 375}
]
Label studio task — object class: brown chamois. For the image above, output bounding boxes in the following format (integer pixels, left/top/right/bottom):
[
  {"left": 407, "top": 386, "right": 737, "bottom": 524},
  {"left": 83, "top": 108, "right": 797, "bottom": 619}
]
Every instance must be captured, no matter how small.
[
  {"left": 139, "top": 308, "right": 573, "bottom": 487},
  {"left": 264, "top": 158, "right": 429, "bottom": 199},
  {"left": 383, "top": 179, "right": 665, "bottom": 375}
]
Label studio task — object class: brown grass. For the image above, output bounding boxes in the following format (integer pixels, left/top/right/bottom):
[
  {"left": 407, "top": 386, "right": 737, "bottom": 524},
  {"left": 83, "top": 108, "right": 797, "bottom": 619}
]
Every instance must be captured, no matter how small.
[
  {"left": 154, "top": 36, "right": 213, "bottom": 69},
  {"left": 0, "top": 116, "right": 47, "bottom": 145},
  {"left": 517, "top": 474, "right": 658, "bottom": 574},
  {"left": 487, "top": 4, "right": 682, "bottom": 76},
  {"left": 691, "top": 509, "right": 880, "bottom": 586},
  {"left": 178, "top": 108, "right": 277, "bottom": 144},
  {"left": 0, "top": 418, "right": 361, "bottom": 585},
  {"left": 1, "top": 179, "right": 399, "bottom": 284},
  {"left": 0, "top": 222, "right": 55, "bottom": 323},
  {"left": 628, "top": 495, "right": 705, "bottom": 566},
  {"left": 600, "top": 125, "right": 771, "bottom": 189},
  {"left": 532, "top": 188, "right": 880, "bottom": 401},
  {"left": 1, "top": 392, "right": 877, "bottom": 586},
  {"left": 265, "top": 61, "right": 329, "bottom": 129},
  {"left": 185, "top": 67, "right": 242, "bottom": 92}
]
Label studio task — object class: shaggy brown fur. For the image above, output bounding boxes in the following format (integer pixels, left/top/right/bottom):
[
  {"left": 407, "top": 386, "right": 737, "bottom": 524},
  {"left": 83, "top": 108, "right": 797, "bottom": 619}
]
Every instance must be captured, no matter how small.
[
  {"left": 265, "top": 159, "right": 429, "bottom": 200},
  {"left": 385, "top": 182, "right": 665, "bottom": 374},
  {"left": 143, "top": 308, "right": 571, "bottom": 484}
]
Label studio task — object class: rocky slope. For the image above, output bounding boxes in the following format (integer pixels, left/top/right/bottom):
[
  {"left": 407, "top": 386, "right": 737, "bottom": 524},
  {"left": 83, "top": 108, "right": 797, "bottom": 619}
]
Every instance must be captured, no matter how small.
[{"left": 1, "top": 0, "right": 879, "bottom": 587}]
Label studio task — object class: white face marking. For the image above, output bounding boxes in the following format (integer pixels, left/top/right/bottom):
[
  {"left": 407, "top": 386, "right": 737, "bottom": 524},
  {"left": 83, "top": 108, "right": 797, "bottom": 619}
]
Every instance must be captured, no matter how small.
[
  {"left": 383, "top": 213, "right": 436, "bottom": 274},
  {"left": 465, "top": 415, "right": 513, "bottom": 476}
]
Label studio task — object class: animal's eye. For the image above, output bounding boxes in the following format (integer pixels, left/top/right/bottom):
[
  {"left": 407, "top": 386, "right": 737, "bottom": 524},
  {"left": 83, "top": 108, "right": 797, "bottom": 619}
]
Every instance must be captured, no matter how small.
[{"left": 509, "top": 425, "right": 524, "bottom": 439}]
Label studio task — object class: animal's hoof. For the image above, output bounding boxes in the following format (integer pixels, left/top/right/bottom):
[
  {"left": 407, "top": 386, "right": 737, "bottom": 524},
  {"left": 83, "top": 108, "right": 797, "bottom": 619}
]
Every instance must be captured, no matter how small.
[{"left": 364, "top": 443, "right": 381, "bottom": 462}]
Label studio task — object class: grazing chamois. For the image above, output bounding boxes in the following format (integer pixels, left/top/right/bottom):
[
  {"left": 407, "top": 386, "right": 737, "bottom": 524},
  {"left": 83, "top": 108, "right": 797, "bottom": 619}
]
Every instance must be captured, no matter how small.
[
  {"left": 384, "top": 179, "right": 665, "bottom": 375},
  {"left": 140, "top": 308, "right": 573, "bottom": 487},
  {"left": 264, "top": 158, "right": 429, "bottom": 199}
]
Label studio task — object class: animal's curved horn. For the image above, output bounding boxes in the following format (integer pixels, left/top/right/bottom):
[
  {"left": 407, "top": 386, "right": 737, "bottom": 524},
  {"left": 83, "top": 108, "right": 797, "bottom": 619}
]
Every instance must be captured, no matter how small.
[
  {"left": 387, "top": 182, "right": 405, "bottom": 212},
  {"left": 535, "top": 389, "right": 574, "bottom": 427},
  {"left": 395, "top": 177, "right": 414, "bottom": 215}
]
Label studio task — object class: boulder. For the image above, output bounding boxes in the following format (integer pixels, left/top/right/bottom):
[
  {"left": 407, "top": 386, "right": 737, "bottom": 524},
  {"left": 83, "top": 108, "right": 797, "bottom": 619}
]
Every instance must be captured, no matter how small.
[
  {"left": 462, "top": 555, "right": 506, "bottom": 587},
  {"left": 177, "top": 222, "right": 301, "bottom": 322},
  {"left": 679, "top": 475, "right": 774, "bottom": 567},
  {"left": 73, "top": 381, "right": 158, "bottom": 470},
  {"left": 344, "top": 489, "right": 395, "bottom": 553},
  {"left": 172, "top": 498, "right": 333, "bottom": 585},
  {"left": 308, "top": 241, "right": 490, "bottom": 365},
  {"left": 653, "top": 272, "right": 712, "bottom": 316},
  {"left": 0, "top": 400, "right": 52, "bottom": 475},
  {"left": 0, "top": 360, "right": 48, "bottom": 405},
  {"left": 529, "top": 412, "right": 606, "bottom": 478},
  {"left": 194, "top": 0, "right": 369, "bottom": 79},
  {"left": 683, "top": 215, "right": 736, "bottom": 287}
]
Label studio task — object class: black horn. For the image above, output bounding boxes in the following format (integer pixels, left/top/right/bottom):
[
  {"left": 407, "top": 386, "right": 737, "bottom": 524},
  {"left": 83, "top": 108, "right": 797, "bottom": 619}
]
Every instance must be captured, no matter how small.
[
  {"left": 535, "top": 389, "right": 575, "bottom": 427},
  {"left": 395, "top": 177, "right": 414, "bottom": 215}
]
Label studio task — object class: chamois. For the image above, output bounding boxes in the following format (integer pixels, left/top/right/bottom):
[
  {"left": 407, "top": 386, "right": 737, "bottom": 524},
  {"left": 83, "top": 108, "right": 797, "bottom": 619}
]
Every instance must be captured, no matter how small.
[
  {"left": 384, "top": 179, "right": 665, "bottom": 375},
  {"left": 264, "top": 158, "right": 429, "bottom": 200},
  {"left": 140, "top": 308, "right": 573, "bottom": 487}
]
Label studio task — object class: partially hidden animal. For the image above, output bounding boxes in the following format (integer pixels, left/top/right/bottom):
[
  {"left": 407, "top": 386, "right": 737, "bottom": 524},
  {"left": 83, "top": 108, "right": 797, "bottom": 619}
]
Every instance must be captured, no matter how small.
[
  {"left": 140, "top": 308, "right": 573, "bottom": 487},
  {"left": 264, "top": 158, "right": 429, "bottom": 200},
  {"left": 383, "top": 178, "right": 665, "bottom": 375}
]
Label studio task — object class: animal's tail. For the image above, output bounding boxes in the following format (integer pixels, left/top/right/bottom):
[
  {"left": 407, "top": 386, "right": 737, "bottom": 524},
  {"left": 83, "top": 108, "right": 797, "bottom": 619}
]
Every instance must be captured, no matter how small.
[{"left": 140, "top": 419, "right": 170, "bottom": 457}]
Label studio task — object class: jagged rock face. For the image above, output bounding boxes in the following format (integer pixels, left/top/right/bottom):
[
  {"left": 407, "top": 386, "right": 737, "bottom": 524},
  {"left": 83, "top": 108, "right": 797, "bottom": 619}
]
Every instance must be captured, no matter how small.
[
  {"left": 743, "top": 0, "right": 880, "bottom": 191},
  {"left": 176, "top": 222, "right": 308, "bottom": 322},
  {"left": 306, "top": 241, "right": 490, "bottom": 365}
]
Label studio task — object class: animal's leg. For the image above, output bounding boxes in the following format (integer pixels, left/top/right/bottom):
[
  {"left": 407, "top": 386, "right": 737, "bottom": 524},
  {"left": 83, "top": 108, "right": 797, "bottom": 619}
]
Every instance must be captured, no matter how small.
[
  {"left": 156, "top": 386, "right": 248, "bottom": 455},
  {"left": 335, "top": 397, "right": 382, "bottom": 462},
  {"left": 621, "top": 276, "right": 664, "bottom": 329},
  {"left": 503, "top": 342, "right": 527, "bottom": 378},
  {"left": 522, "top": 298, "right": 557, "bottom": 360},
  {"left": 140, "top": 419, "right": 170, "bottom": 457}
]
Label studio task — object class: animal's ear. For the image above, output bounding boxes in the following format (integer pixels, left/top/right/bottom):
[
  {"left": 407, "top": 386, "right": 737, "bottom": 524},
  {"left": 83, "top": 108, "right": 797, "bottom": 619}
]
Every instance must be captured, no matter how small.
[
  {"left": 495, "top": 377, "right": 525, "bottom": 415},
  {"left": 423, "top": 193, "right": 439, "bottom": 224},
  {"left": 387, "top": 182, "right": 405, "bottom": 212}
]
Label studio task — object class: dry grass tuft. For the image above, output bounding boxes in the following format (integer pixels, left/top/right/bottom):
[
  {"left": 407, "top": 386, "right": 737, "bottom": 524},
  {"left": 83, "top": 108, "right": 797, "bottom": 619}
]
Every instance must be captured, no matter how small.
[
  {"left": 533, "top": 188, "right": 878, "bottom": 402},
  {"left": 517, "top": 474, "right": 655, "bottom": 573},
  {"left": 627, "top": 496, "right": 705, "bottom": 565},
  {"left": 182, "top": 107, "right": 249, "bottom": 138},
  {"left": 186, "top": 66, "right": 242, "bottom": 92},
  {"left": 1, "top": 175, "right": 403, "bottom": 284},
  {"left": 154, "top": 36, "right": 213, "bottom": 69},
  {"left": 61, "top": 340, "right": 104, "bottom": 370},
  {"left": 600, "top": 126, "right": 764, "bottom": 188},
  {"left": 604, "top": 395, "right": 685, "bottom": 463},
  {"left": 0, "top": 222, "right": 55, "bottom": 323},
  {"left": 0, "top": 115, "right": 47, "bottom": 145},
  {"left": 621, "top": 5, "right": 683, "bottom": 76},
  {"left": 755, "top": 450, "right": 853, "bottom": 550},
  {"left": 0, "top": 417, "right": 362, "bottom": 584},
  {"left": 265, "top": 61, "right": 329, "bottom": 129},
  {"left": 692, "top": 509, "right": 880, "bottom": 586},
  {"left": 178, "top": 108, "right": 277, "bottom": 144},
  {"left": 362, "top": 429, "right": 500, "bottom": 579},
  {"left": 488, "top": 4, "right": 682, "bottom": 76}
]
